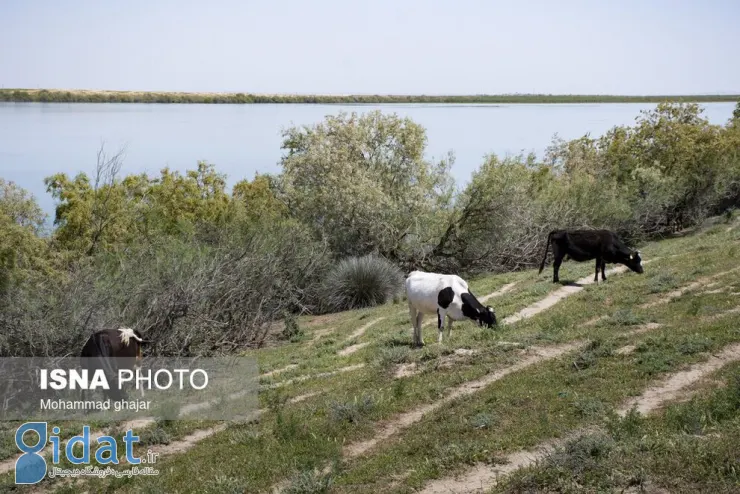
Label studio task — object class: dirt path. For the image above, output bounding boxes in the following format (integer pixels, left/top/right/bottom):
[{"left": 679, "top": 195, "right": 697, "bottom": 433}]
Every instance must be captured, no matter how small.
[
  {"left": 338, "top": 342, "right": 369, "bottom": 356},
  {"left": 345, "top": 317, "right": 386, "bottom": 342},
  {"left": 416, "top": 338, "right": 740, "bottom": 494},
  {"left": 262, "top": 363, "right": 298, "bottom": 378},
  {"left": 310, "top": 327, "right": 336, "bottom": 342},
  {"left": 479, "top": 282, "right": 519, "bottom": 303},
  {"left": 418, "top": 428, "right": 595, "bottom": 494},
  {"left": 618, "top": 341, "right": 740, "bottom": 416},
  {"left": 343, "top": 341, "right": 584, "bottom": 458},
  {"left": 263, "top": 364, "right": 366, "bottom": 389},
  {"left": 640, "top": 267, "right": 740, "bottom": 309},
  {"left": 504, "top": 265, "right": 631, "bottom": 325}
]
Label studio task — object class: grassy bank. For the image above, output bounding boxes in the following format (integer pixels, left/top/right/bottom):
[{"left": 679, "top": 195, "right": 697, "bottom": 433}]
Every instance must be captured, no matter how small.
[
  {"left": 1, "top": 88, "right": 739, "bottom": 104},
  {"left": 3, "top": 215, "right": 738, "bottom": 493}
]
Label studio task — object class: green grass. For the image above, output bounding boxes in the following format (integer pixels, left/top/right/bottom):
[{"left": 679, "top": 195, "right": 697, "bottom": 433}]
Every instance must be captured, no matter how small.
[
  {"left": 2, "top": 88, "right": 740, "bottom": 105},
  {"left": 2, "top": 216, "right": 740, "bottom": 493}
]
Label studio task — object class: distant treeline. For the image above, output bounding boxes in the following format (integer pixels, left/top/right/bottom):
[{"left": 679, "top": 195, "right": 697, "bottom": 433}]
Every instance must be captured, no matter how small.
[{"left": 1, "top": 88, "right": 739, "bottom": 104}]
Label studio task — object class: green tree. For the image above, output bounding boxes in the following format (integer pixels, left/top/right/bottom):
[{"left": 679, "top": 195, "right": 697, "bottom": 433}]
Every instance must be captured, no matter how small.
[
  {"left": 232, "top": 173, "right": 288, "bottom": 225},
  {"left": 45, "top": 144, "right": 235, "bottom": 255},
  {"left": 278, "top": 110, "right": 455, "bottom": 260},
  {"left": 0, "top": 179, "right": 57, "bottom": 296}
]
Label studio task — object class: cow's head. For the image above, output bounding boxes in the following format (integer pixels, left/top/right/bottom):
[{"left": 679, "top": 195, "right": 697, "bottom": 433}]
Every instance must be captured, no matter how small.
[
  {"left": 624, "top": 250, "right": 644, "bottom": 274},
  {"left": 477, "top": 305, "right": 497, "bottom": 328}
]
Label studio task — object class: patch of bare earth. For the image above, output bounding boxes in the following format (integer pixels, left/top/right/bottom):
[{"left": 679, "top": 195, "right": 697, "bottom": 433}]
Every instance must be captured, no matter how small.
[
  {"left": 343, "top": 341, "right": 584, "bottom": 459},
  {"left": 479, "top": 282, "right": 519, "bottom": 303},
  {"left": 394, "top": 362, "right": 418, "bottom": 378},
  {"left": 346, "top": 317, "right": 386, "bottom": 341},
  {"left": 310, "top": 327, "right": 335, "bottom": 342},
  {"left": 338, "top": 342, "right": 370, "bottom": 356},
  {"left": 262, "top": 363, "right": 298, "bottom": 378}
]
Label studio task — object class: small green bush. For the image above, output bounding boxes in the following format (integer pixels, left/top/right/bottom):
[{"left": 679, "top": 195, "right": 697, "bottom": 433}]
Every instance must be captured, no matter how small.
[
  {"left": 281, "top": 311, "right": 303, "bottom": 341},
  {"left": 322, "top": 254, "right": 404, "bottom": 312}
]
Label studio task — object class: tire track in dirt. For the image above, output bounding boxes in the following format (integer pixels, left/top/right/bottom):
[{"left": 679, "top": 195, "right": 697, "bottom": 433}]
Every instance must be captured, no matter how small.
[{"left": 417, "top": 332, "right": 740, "bottom": 494}]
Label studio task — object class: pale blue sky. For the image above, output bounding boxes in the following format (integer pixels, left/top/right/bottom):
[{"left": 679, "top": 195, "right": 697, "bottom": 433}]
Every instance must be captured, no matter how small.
[{"left": 0, "top": 0, "right": 738, "bottom": 94}]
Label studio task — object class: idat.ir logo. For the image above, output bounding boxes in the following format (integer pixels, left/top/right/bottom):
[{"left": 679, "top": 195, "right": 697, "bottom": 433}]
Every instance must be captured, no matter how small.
[{"left": 15, "top": 421, "right": 146, "bottom": 484}]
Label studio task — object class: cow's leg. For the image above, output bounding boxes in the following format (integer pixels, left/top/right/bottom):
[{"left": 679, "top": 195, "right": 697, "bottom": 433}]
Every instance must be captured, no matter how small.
[
  {"left": 416, "top": 311, "right": 425, "bottom": 346},
  {"left": 601, "top": 259, "right": 607, "bottom": 281},
  {"left": 594, "top": 258, "right": 601, "bottom": 283},
  {"left": 437, "top": 308, "right": 447, "bottom": 344},
  {"left": 409, "top": 304, "right": 421, "bottom": 348},
  {"left": 552, "top": 251, "right": 564, "bottom": 283}
]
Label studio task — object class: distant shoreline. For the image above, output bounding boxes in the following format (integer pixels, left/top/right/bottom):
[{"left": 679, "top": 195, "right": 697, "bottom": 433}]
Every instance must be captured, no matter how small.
[{"left": 1, "top": 88, "right": 738, "bottom": 105}]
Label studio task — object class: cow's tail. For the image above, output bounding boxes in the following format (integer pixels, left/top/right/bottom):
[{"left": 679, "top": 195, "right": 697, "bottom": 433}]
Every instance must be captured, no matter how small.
[{"left": 538, "top": 231, "right": 554, "bottom": 274}]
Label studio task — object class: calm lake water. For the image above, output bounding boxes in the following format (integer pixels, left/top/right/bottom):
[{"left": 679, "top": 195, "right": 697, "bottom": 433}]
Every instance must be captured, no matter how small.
[{"left": 0, "top": 101, "right": 736, "bottom": 221}]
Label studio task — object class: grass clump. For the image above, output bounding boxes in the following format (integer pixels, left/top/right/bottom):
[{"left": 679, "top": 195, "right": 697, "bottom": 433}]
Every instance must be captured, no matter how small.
[
  {"left": 283, "top": 469, "right": 334, "bottom": 494},
  {"left": 328, "top": 394, "right": 375, "bottom": 424},
  {"left": 648, "top": 273, "right": 680, "bottom": 293},
  {"left": 572, "top": 339, "right": 614, "bottom": 371},
  {"left": 139, "top": 426, "right": 172, "bottom": 446},
  {"left": 374, "top": 346, "right": 410, "bottom": 368},
  {"left": 322, "top": 254, "right": 404, "bottom": 312}
]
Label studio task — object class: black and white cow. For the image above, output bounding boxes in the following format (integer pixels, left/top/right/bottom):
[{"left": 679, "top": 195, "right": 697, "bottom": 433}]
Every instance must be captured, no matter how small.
[
  {"left": 538, "top": 229, "right": 645, "bottom": 284},
  {"left": 405, "top": 270, "right": 496, "bottom": 347}
]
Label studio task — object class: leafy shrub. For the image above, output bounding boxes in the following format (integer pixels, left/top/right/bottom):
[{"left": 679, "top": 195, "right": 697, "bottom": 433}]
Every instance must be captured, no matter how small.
[
  {"left": 281, "top": 311, "right": 303, "bottom": 341},
  {"left": 321, "top": 254, "right": 404, "bottom": 312}
]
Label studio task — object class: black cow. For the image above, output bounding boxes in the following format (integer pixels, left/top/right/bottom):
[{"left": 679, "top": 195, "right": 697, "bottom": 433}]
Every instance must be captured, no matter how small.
[{"left": 538, "top": 229, "right": 644, "bottom": 283}]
